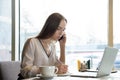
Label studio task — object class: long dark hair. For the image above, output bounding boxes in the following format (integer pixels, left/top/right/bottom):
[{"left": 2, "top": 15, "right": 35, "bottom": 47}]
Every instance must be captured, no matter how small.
[{"left": 36, "top": 13, "right": 67, "bottom": 39}]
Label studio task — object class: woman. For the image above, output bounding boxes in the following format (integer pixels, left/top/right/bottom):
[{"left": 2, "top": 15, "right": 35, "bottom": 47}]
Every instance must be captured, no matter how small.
[{"left": 18, "top": 12, "right": 68, "bottom": 79}]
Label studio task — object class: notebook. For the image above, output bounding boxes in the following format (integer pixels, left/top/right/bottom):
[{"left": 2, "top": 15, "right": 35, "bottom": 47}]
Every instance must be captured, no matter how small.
[{"left": 70, "top": 47, "right": 118, "bottom": 78}]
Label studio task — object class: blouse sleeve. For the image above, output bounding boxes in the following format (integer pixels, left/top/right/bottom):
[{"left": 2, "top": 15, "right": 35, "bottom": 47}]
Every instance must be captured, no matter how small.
[{"left": 20, "top": 38, "right": 40, "bottom": 78}]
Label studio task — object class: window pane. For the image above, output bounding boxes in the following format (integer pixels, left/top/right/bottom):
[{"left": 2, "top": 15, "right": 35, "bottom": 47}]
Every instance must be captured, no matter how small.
[
  {"left": 0, "top": 0, "right": 11, "bottom": 61},
  {"left": 20, "top": 0, "right": 108, "bottom": 70},
  {"left": 113, "top": 0, "right": 120, "bottom": 48},
  {"left": 113, "top": 0, "right": 120, "bottom": 69}
]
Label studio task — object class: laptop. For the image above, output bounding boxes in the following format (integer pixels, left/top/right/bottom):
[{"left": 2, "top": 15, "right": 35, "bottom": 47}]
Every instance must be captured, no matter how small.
[{"left": 70, "top": 47, "right": 118, "bottom": 78}]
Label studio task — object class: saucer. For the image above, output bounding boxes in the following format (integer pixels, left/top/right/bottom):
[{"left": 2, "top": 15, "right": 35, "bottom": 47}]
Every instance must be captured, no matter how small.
[
  {"left": 57, "top": 72, "right": 71, "bottom": 76},
  {"left": 36, "top": 74, "right": 57, "bottom": 79}
]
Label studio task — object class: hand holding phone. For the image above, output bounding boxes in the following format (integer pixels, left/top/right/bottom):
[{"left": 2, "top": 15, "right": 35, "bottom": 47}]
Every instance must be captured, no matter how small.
[{"left": 58, "top": 36, "right": 64, "bottom": 41}]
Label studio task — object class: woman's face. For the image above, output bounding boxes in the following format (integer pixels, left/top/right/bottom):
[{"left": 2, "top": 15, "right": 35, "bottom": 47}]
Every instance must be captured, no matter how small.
[{"left": 51, "top": 19, "right": 67, "bottom": 41}]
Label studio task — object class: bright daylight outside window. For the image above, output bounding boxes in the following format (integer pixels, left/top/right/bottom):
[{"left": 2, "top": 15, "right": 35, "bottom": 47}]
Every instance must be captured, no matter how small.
[
  {"left": 113, "top": 0, "right": 120, "bottom": 70},
  {"left": 0, "top": 0, "right": 11, "bottom": 61},
  {"left": 20, "top": 0, "right": 119, "bottom": 71}
]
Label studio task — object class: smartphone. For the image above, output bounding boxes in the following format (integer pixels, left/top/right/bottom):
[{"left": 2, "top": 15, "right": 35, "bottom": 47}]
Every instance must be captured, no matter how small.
[{"left": 58, "top": 36, "right": 64, "bottom": 41}]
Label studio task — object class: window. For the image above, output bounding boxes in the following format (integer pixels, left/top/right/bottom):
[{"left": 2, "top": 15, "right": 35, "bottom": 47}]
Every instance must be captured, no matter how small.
[
  {"left": 113, "top": 0, "right": 120, "bottom": 47},
  {"left": 0, "top": 0, "right": 11, "bottom": 61},
  {"left": 113, "top": 0, "right": 120, "bottom": 69},
  {"left": 19, "top": 0, "right": 120, "bottom": 70}
]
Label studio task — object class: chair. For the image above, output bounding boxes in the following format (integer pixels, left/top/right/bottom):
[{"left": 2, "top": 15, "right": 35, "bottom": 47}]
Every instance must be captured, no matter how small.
[{"left": 0, "top": 61, "right": 21, "bottom": 80}]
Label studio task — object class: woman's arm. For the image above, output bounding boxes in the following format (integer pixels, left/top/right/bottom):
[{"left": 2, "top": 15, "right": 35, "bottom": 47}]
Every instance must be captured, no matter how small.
[
  {"left": 59, "top": 34, "right": 66, "bottom": 64},
  {"left": 59, "top": 44, "right": 65, "bottom": 64},
  {"left": 20, "top": 38, "right": 40, "bottom": 78}
]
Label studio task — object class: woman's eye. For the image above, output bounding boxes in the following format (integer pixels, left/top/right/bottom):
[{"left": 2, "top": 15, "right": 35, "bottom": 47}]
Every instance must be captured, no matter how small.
[
  {"left": 57, "top": 27, "right": 65, "bottom": 31},
  {"left": 63, "top": 28, "right": 65, "bottom": 31}
]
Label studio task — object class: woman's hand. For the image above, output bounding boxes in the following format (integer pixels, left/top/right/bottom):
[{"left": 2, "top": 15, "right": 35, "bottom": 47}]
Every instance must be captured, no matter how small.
[
  {"left": 59, "top": 34, "right": 66, "bottom": 45},
  {"left": 57, "top": 64, "right": 68, "bottom": 74}
]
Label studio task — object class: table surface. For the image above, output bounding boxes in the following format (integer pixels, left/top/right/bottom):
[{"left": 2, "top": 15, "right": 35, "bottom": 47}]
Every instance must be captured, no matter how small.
[{"left": 22, "top": 70, "right": 120, "bottom": 80}]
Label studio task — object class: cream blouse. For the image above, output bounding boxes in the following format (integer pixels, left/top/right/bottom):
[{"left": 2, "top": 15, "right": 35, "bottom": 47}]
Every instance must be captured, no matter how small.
[{"left": 20, "top": 38, "right": 61, "bottom": 78}]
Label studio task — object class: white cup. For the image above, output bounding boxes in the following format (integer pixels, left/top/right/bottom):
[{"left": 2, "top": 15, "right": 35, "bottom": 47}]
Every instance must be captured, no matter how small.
[{"left": 40, "top": 66, "right": 58, "bottom": 77}]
